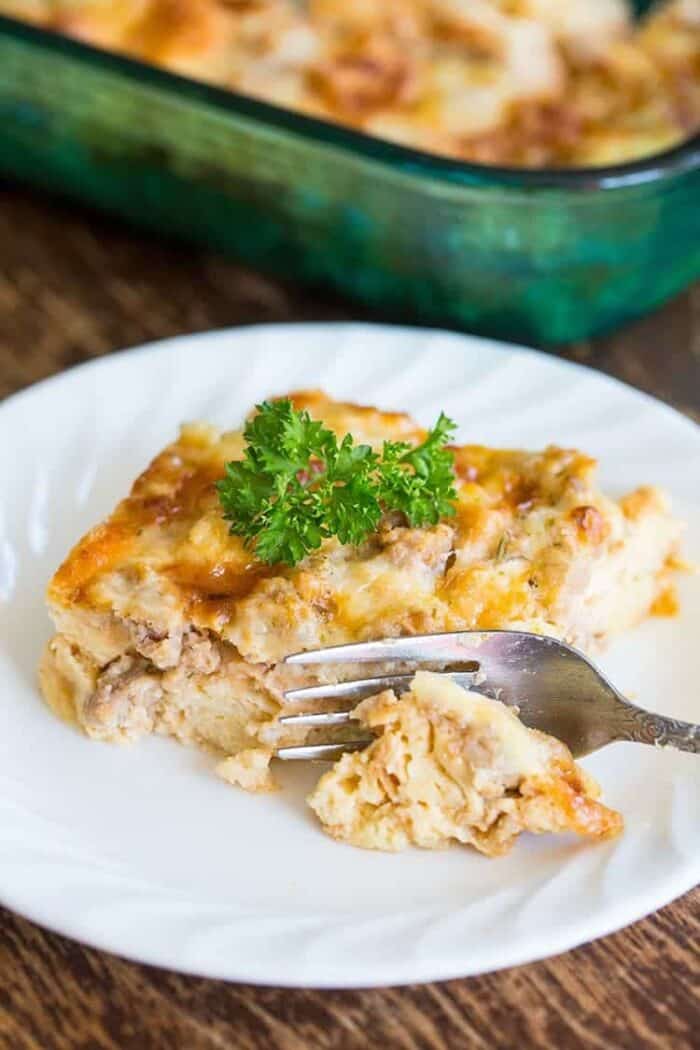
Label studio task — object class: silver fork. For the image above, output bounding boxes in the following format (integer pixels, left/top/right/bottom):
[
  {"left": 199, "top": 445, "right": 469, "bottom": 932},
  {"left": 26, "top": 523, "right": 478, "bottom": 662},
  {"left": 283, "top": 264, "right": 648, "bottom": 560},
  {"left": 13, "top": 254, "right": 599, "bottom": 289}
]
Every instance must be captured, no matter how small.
[{"left": 275, "top": 631, "right": 699, "bottom": 761}]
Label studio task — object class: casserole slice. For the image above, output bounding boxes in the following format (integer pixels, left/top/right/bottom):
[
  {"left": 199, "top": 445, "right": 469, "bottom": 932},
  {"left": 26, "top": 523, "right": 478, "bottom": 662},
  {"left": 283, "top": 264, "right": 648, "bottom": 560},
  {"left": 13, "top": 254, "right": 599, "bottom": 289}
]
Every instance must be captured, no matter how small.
[{"left": 39, "top": 391, "right": 682, "bottom": 790}]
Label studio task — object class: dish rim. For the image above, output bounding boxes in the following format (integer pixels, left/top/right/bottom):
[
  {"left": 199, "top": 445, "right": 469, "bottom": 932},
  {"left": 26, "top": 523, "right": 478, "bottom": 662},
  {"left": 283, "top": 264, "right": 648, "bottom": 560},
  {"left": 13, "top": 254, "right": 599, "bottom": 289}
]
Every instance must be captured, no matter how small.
[{"left": 1, "top": 12, "right": 698, "bottom": 194}]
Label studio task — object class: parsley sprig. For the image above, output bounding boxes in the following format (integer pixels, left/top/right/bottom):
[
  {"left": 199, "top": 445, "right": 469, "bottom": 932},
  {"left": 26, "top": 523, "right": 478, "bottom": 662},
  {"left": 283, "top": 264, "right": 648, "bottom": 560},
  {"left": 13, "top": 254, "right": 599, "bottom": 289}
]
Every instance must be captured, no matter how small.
[{"left": 216, "top": 399, "right": 457, "bottom": 566}]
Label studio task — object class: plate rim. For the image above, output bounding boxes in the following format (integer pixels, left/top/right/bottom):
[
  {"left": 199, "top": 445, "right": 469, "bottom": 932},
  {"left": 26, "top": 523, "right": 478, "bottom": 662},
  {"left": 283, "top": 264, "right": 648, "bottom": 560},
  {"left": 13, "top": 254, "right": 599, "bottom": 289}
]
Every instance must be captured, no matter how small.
[
  {"left": 3, "top": 322, "right": 700, "bottom": 445},
  {"left": 0, "top": 813, "right": 698, "bottom": 988}
]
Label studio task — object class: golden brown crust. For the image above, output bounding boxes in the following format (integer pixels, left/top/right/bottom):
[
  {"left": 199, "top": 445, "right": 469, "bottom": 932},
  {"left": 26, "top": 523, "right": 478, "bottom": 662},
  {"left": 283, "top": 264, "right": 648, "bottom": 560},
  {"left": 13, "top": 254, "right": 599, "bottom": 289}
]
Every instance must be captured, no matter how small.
[
  {"left": 47, "top": 389, "right": 425, "bottom": 611},
  {"left": 2, "top": 0, "right": 698, "bottom": 167}
]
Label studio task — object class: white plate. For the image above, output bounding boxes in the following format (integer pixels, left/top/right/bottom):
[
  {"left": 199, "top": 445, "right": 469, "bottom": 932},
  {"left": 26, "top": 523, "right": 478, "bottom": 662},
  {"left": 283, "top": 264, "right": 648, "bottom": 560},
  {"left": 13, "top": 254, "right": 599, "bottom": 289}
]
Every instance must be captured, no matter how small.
[{"left": 1, "top": 323, "right": 698, "bottom": 988}]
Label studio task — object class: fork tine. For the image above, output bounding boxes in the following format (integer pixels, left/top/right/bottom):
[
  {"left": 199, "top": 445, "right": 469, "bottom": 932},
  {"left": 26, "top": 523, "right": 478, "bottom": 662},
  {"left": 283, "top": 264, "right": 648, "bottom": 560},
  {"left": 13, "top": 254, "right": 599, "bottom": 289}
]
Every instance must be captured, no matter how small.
[
  {"left": 280, "top": 709, "right": 355, "bottom": 728},
  {"left": 282, "top": 675, "right": 410, "bottom": 704},
  {"left": 284, "top": 631, "right": 487, "bottom": 666},
  {"left": 283, "top": 670, "right": 480, "bottom": 710},
  {"left": 276, "top": 740, "right": 371, "bottom": 761}
]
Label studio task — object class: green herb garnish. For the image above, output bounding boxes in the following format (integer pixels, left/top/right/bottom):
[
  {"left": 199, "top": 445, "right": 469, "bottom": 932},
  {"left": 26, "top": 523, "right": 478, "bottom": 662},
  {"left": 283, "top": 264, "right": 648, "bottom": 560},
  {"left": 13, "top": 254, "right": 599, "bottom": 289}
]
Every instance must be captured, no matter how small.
[{"left": 216, "top": 399, "right": 457, "bottom": 567}]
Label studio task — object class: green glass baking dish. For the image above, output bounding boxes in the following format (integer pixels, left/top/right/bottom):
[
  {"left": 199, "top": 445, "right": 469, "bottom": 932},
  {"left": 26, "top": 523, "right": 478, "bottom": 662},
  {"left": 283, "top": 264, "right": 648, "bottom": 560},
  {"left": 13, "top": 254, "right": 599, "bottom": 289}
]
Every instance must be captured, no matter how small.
[{"left": 0, "top": 12, "right": 698, "bottom": 346}]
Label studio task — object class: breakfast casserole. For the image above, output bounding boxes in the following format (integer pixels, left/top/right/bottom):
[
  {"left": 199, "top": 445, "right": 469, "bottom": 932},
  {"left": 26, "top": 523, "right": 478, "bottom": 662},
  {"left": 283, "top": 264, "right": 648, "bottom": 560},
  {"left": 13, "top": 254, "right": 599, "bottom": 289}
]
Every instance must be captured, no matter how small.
[
  {"left": 40, "top": 390, "right": 682, "bottom": 811},
  {"left": 2, "top": 0, "right": 698, "bottom": 168},
  {"left": 308, "top": 671, "right": 624, "bottom": 854}
]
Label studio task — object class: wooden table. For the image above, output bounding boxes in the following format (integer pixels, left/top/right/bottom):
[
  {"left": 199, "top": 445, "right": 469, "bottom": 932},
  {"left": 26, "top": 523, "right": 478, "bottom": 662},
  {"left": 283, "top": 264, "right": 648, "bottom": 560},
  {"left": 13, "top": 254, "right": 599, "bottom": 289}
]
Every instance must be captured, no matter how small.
[{"left": 1, "top": 186, "right": 698, "bottom": 1050}]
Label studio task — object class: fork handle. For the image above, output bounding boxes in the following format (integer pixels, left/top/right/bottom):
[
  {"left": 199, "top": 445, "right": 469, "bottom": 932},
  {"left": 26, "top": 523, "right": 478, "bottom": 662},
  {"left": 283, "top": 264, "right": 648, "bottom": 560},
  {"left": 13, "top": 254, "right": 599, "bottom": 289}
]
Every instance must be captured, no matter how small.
[{"left": 616, "top": 704, "right": 700, "bottom": 754}]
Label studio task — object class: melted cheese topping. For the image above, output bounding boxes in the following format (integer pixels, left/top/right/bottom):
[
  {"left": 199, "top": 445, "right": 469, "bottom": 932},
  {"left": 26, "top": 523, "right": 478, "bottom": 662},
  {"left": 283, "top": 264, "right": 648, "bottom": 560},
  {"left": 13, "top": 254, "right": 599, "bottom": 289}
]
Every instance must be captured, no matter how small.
[
  {"left": 409, "top": 671, "right": 549, "bottom": 774},
  {"left": 47, "top": 389, "right": 682, "bottom": 669}
]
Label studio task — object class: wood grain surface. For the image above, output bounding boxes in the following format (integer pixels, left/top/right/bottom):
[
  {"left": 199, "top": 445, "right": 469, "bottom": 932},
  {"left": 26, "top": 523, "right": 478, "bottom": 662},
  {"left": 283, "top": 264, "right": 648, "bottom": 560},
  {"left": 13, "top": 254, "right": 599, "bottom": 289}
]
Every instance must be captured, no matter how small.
[{"left": 0, "top": 184, "right": 698, "bottom": 1050}]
